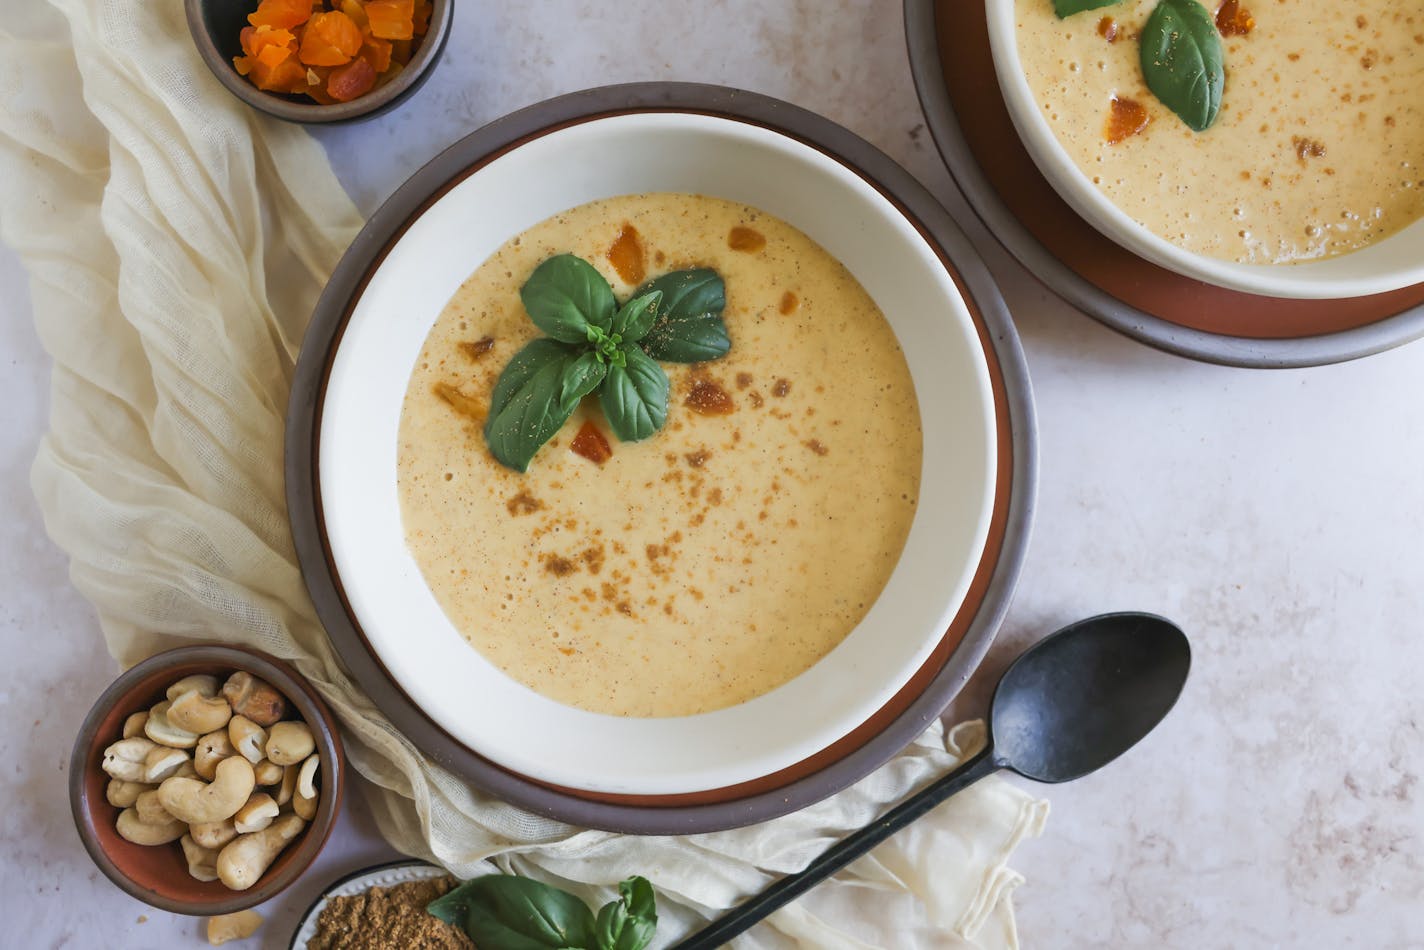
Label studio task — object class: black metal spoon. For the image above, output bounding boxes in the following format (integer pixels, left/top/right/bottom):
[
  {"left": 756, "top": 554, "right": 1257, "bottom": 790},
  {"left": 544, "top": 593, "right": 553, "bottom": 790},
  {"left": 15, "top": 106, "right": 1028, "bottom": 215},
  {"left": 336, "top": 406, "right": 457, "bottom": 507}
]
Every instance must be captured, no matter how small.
[{"left": 670, "top": 612, "right": 1190, "bottom": 950}]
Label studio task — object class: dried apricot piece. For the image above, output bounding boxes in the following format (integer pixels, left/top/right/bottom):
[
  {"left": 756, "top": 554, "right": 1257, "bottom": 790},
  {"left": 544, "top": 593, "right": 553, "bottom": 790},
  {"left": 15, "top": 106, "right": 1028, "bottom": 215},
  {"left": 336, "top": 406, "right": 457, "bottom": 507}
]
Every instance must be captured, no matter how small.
[
  {"left": 365, "top": 0, "right": 415, "bottom": 40},
  {"left": 249, "top": 54, "right": 307, "bottom": 93},
  {"left": 1104, "top": 96, "right": 1150, "bottom": 144},
  {"left": 248, "top": 0, "right": 313, "bottom": 30},
  {"left": 340, "top": 0, "right": 370, "bottom": 30},
  {"left": 299, "top": 10, "right": 363, "bottom": 67},
  {"left": 360, "top": 36, "right": 393, "bottom": 73},
  {"left": 413, "top": 0, "right": 434, "bottom": 35},
  {"left": 328, "top": 57, "right": 377, "bottom": 101}
]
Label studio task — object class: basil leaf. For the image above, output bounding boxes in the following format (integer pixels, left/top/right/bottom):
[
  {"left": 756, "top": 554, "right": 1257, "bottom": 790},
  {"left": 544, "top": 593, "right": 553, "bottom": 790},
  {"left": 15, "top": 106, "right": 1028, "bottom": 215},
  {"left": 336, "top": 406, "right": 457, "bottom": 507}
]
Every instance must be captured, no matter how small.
[
  {"left": 428, "top": 876, "right": 597, "bottom": 950},
  {"left": 520, "top": 254, "right": 618, "bottom": 343},
  {"left": 1052, "top": 0, "right": 1119, "bottom": 17},
  {"left": 483, "top": 339, "right": 585, "bottom": 472},
  {"left": 559, "top": 350, "right": 608, "bottom": 412},
  {"left": 594, "top": 877, "right": 658, "bottom": 950},
  {"left": 1140, "top": 0, "right": 1224, "bottom": 132},
  {"left": 609, "top": 291, "right": 662, "bottom": 343},
  {"left": 634, "top": 269, "right": 730, "bottom": 363},
  {"left": 599, "top": 347, "right": 669, "bottom": 442}
]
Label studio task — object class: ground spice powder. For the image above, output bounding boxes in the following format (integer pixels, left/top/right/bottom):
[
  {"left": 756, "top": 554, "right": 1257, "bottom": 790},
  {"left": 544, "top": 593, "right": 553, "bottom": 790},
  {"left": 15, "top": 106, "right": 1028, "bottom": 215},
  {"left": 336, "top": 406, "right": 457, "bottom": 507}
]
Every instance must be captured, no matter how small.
[{"left": 307, "top": 876, "right": 474, "bottom": 950}]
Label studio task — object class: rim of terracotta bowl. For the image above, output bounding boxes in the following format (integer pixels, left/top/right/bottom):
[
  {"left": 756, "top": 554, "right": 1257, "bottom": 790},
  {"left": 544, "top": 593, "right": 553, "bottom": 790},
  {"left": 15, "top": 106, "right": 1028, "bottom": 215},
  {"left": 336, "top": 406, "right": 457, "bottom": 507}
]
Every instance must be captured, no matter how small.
[
  {"left": 286, "top": 82, "right": 1038, "bottom": 834},
  {"left": 183, "top": 0, "right": 452, "bottom": 124},
  {"left": 981, "top": 0, "right": 1424, "bottom": 300},
  {"left": 69, "top": 645, "right": 344, "bottom": 915},
  {"left": 905, "top": 0, "right": 1424, "bottom": 367}
]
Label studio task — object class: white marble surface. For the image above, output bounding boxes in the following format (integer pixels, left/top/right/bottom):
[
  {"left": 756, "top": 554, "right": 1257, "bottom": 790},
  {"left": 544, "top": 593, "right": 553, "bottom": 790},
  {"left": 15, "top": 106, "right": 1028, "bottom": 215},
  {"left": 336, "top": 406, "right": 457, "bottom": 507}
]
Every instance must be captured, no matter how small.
[{"left": 3, "top": 1, "right": 1424, "bottom": 947}]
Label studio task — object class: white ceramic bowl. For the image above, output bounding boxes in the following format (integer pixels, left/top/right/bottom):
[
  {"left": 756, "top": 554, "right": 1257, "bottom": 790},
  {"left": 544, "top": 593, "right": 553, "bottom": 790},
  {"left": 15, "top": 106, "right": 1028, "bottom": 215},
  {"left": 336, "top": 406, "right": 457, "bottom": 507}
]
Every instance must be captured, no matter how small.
[
  {"left": 985, "top": 0, "right": 1424, "bottom": 300},
  {"left": 319, "top": 113, "right": 997, "bottom": 796}
]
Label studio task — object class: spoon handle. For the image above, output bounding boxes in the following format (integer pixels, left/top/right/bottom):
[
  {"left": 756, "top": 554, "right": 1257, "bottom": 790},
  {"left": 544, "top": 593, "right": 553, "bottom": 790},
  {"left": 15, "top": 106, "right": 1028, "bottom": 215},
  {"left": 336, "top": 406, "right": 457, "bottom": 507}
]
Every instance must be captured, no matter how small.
[{"left": 668, "top": 746, "right": 1000, "bottom": 950}]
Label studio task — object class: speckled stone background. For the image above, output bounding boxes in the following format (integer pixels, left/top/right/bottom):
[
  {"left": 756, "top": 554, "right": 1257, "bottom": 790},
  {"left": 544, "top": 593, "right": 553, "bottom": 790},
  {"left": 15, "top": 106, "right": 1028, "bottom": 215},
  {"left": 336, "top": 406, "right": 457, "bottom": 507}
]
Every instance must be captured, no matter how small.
[{"left": 3, "top": 1, "right": 1423, "bottom": 947}]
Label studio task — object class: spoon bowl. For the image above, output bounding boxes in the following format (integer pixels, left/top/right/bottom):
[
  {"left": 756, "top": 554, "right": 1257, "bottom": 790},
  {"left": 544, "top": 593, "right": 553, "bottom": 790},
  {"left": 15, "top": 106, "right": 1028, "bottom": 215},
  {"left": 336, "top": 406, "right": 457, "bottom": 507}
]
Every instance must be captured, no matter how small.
[
  {"left": 673, "top": 610, "right": 1191, "bottom": 950},
  {"left": 991, "top": 612, "right": 1190, "bottom": 783}
]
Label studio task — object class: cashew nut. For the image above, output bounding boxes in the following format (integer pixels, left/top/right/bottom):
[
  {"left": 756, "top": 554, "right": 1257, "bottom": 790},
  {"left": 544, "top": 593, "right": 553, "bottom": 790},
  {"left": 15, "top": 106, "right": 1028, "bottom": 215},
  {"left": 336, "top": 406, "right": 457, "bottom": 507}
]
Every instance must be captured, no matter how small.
[
  {"left": 169, "top": 689, "right": 232, "bottom": 734},
  {"left": 233, "top": 792, "right": 279, "bottom": 834},
  {"left": 166, "top": 674, "right": 219, "bottom": 702},
  {"left": 292, "top": 754, "right": 320, "bottom": 820},
  {"left": 264, "top": 721, "right": 314, "bottom": 767},
  {"left": 190, "top": 818, "right": 238, "bottom": 850},
  {"left": 172, "top": 759, "right": 199, "bottom": 780},
  {"left": 221, "top": 672, "right": 287, "bottom": 727},
  {"left": 142, "top": 746, "right": 191, "bottom": 783},
  {"left": 105, "top": 779, "right": 152, "bottom": 809},
  {"left": 275, "top": 764, "right": 298, "bottom": 806},
  {"left": 157, "top": 755, "right": 255, "bottom": 824},
  {"left": 116, "top": 807, "right": 186, "bottom": 846},
  {"left": 227, "top": 716, "right": 267, "bottom": 765},
  {"left": 102, "top": 737, "right": 159, "bottom": 782},
  {"left": 144, "top": 700, "right": 199, "bottom": 749},
  {"left": 122, "top": 711, "right": 149, "bottom": 739},
  {"left": 181, "top": 834, "right": 220, "bottom": 883},
  {"left": 206, "top": 910, "right": 263, "bottom": 945},
  {"left": 194, "top": 730, "right": 237, "bottom": 780},
  {"left": 216, "top": 814, "right": 305, "bottom": 891},
  {"left": 252, "top": 759, "right": 283, "bottom": 786},
  {"left": 134, "top": 789, "right": 177, "bottom": 826}
]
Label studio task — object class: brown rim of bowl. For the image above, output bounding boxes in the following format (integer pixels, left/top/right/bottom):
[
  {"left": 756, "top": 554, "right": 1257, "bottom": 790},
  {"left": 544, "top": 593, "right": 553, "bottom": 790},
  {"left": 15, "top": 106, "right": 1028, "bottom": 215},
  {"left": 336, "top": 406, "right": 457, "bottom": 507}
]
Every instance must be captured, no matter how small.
[
  {"left": 285, "top": 82, "right": 1038, "bottom": 834},
  {"left": 69, "top": 645, "right": 344, "bottom": 915},
  {"left": 183, "top": 0, "right": 452, "bottom": 125},
  {"left": 904, "top": 0, "right": 1424, "bottom": 368}
]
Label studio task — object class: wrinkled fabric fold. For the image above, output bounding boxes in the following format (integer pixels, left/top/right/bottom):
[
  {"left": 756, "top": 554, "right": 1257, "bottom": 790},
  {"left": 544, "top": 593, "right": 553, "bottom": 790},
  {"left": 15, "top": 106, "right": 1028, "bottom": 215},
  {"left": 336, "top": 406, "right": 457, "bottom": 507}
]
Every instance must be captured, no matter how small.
[{"left": 0, "top": 2, "right": 1047, "bottom": 946}]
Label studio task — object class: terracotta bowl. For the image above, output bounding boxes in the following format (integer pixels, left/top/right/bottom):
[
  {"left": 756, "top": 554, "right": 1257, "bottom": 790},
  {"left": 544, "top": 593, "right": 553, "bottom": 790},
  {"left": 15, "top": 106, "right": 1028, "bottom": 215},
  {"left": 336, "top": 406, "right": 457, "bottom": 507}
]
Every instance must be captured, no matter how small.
[
  {"left": 69, "top": 645, "right": 344, "bottom": 916},
  {"left": 184, "top": 0, "right": 452, "bottom": 124}
]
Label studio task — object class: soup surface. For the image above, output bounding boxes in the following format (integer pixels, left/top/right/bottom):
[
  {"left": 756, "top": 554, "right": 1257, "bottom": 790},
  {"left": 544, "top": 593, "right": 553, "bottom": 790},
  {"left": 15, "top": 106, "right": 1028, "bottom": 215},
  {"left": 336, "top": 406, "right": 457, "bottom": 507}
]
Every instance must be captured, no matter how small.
[
  {"left": 1016, "top": 0, "right": 1424, "bottom": 263},
  {"left": 397, "top": 193, "right": 922, "bottom": 717}
]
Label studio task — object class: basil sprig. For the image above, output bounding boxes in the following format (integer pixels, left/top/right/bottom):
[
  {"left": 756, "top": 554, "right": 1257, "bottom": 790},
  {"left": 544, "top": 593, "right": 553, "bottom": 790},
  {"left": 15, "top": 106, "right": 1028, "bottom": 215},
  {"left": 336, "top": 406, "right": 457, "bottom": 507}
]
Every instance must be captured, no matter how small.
[
  {"left": 483, "top": 253, "right": 730, "bottom": 472},
  {"left": 1052, "top": 0, "right": 1119, "bottom": 18},
  {"left": 427, "top": 874, "right": 658, "bottom": 950},
  {"left": 1140, "top": 0, "right": 1224, "bottom": 132}
]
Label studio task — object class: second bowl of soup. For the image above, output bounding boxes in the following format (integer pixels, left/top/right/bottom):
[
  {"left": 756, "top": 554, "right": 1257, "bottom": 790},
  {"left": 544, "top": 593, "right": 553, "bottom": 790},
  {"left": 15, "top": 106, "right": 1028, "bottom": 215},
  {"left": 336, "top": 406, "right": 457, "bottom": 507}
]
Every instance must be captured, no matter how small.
[{"left": 989, "top": 0, "right": 1424, "bottom": 298}]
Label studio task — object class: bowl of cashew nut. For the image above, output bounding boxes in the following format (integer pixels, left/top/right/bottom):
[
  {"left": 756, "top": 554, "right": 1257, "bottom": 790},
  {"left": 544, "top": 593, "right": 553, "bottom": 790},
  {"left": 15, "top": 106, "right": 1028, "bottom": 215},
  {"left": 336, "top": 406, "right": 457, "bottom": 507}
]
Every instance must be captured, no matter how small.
[{"left": 69, "top": 645, "right": 343, "bottom": 915}]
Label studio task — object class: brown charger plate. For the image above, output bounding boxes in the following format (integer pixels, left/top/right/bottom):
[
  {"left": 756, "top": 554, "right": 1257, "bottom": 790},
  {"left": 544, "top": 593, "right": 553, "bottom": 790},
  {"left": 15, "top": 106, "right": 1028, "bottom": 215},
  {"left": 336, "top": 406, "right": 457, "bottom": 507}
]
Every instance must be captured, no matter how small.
[
  {"left": 905, "top": 0, "right": 1424, "bottom": 368},
  {"left": 286, "top": 83, "right": 1037, "bottom": 834}
]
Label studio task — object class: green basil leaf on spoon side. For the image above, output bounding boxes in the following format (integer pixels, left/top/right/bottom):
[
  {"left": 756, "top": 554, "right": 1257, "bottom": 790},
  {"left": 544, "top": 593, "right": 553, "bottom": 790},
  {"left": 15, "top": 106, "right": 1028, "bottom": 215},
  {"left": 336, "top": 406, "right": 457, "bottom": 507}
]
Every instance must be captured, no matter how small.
[
  {"left": 1140, "top": 0, "right": 1224, "bottom": 132},
  {"left": 520, "top": 253, "right": 619, "bottom": 343},
  {"left": 1052, "top": 0, "right": 1120, "bottom": 18},
  {"left": 635, "top": 268, "right": 731, "bottom": 363},
  {"left": 427, "top": 874, "right": 659, "bottom": 950},
  {"left": 483, "top": 339, "right": 587, "bottom": 473},
  {"left": 428, "top": 874, "right": 597, "bottom": 949},
  {"left": 593, "top": 877, "right": 658, "bottom": 950},
  {"left": 601, "top": 346, "right": 670, "bottom": 443}
]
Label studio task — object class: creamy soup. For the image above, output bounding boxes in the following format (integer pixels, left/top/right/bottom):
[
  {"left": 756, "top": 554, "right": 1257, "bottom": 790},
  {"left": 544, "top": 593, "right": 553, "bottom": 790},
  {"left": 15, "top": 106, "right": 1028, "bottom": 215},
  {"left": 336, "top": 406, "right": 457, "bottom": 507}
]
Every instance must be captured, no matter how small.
[
  {"left": 1016, "top": 0, "right": 1424, "bottom": 263},
  {"left": 397, "top": 194, "right": 922, "bottom": 718}
]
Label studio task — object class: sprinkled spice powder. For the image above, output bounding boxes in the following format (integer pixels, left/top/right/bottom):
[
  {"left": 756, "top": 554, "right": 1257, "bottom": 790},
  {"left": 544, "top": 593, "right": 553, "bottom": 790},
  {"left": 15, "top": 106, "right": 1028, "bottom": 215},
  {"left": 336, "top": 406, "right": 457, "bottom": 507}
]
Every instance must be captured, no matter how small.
[{"left": 307, "top": 876, "right": 473, "bottom": 950}]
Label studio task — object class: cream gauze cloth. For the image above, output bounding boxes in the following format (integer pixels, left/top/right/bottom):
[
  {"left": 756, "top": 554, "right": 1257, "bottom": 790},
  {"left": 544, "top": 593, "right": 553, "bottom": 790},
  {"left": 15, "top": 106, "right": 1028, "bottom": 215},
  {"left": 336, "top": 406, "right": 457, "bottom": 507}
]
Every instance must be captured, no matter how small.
[{"left": 0, "top": 2, "right": 1048, "bottom": 946}]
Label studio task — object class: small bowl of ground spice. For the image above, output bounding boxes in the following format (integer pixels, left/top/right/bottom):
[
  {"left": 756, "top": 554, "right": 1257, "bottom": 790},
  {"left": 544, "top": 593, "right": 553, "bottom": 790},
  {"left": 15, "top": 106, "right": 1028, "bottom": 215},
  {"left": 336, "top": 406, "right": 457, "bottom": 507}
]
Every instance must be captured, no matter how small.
[
  {"left": 291, "top": 860, "right": 473, "bottom": 949},
  {"left": 185, "top": 0, "right": 452, "bottom": 123}
]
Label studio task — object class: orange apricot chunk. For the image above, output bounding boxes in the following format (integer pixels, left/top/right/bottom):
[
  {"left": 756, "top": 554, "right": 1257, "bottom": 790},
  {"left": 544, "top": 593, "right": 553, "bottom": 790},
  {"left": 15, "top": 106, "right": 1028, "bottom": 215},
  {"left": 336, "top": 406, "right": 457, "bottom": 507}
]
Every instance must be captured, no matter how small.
[
  {"left": 299, "top": 10, "right": 363, "bottom": 67},
  {"left": 365, "top": 0, "right": 415, "bottom": 40},
  {"left": 328, "top": 57, "right": 377, "bottom": 101},
  {"left": 360, "top": 36, "right": 393, "bottom": 73},
  {"left": 340, "top": 0, "right": 370, "bottom": 30},
  {"left": 413, "top": 0, "right": 433, "bottom": 35},
  {"left": 248, "top": 0, "right": 313, "bottom": 30}
]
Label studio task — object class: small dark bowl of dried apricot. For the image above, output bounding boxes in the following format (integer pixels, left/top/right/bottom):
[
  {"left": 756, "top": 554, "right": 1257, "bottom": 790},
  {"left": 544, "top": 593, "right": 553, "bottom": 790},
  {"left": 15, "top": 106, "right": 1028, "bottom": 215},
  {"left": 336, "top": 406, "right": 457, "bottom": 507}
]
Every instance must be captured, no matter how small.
[{"left": 186, "top": 0, "right": 451, "bottom": 124}]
